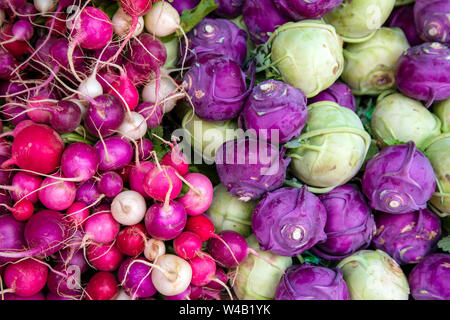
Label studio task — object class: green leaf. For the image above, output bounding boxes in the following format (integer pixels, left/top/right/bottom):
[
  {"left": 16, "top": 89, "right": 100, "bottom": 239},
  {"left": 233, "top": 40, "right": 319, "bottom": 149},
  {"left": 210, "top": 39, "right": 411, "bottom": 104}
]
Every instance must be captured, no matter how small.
[
  {"left": 147, "top": 126, "right": 170, "bottom": 159},
  {"left": 177, "top": 0, "right": 219, "bottom": 36},
  {"left": 438, "top": 236, "right": 450, "bottom": 253},
  {"left": 284, "top": 139, "right": 303, "bottom": 149}
]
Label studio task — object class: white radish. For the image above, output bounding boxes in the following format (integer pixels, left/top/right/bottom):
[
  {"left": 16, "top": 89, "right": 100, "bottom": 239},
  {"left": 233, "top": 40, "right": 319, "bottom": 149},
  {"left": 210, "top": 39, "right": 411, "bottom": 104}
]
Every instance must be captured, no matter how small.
[
  {"left": 151, "top": 254, "right": 192, "bottom": 296},
  {"left": 141, "top": 75, "right": 181, "bottom": 113},
  {"left": 111, "top": 190, "right": 146, "bottom": 226},
  {"left": 117, "top": 112, "right": 148, "bottom": 140},
  {"left": 144, "top": 238, "right": 166, "bottom": 262},
  {"left": 114, "top": 289, "right": 132, "bottom": 300},
  {"left": 33, "top": 0, "right": 57, "bottom": 13},
  {"left": 77, "top": 75, "right": 103, "bottom": 100},
  {"left": 144, "top": 1, "right": 180, "bottom": 37},
  {"left": 112, "top": 7, "right": 144, "bottom": 38}
]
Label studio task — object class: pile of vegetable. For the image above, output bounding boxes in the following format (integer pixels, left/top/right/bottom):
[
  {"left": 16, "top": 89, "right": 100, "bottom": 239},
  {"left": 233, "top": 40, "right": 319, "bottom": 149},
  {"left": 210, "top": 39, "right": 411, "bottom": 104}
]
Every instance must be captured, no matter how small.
[{"left": 0, "top": 0, "right": 449, "bottom": 301}]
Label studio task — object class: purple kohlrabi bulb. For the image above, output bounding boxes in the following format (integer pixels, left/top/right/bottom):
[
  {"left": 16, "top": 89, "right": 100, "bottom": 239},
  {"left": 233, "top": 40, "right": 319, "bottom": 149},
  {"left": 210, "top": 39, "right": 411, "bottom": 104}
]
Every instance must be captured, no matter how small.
[
  {"left": 362, "top": 141, "right": 436, "bottom": 214},
  {"left": 395, "top": 42, "right": 450, "bottom": 107},
  {"left": 408, "top": 253, "right": 450, "bottom": 300},
  {"left": 414, "top": 0, "right": 450, "bottom": 45},
  {"left": 308, "top": 81, "right": 356, "bottom": 111},
  {"left": 373, "top": 209, "right": 441, "bottom": 265},
  {"left": 240, "top": 79, "right": 308, "bottom": 143},
  {"left": 251, "top": 186, "right": 327, "bottom": 257},
  {"left": 312, "top": 184, "right": 376, "bottom": 260},
  {"left": 386, "top": 4, "right": 423, "bottom": 46},
  {"left": 275, "top": 264, "right": 350, "bottom": 300},
  {"left": 215, "top": 137, "right": 290, "bottom": 202},
  {"left": 242, "top": 0, "right": 292, "bottom": 44},
  {"left": 181, "top": 18, "right": 248, "bottom": 66},
  {"left": 272, "top": 0, "right": 343, "bottom": 21}
]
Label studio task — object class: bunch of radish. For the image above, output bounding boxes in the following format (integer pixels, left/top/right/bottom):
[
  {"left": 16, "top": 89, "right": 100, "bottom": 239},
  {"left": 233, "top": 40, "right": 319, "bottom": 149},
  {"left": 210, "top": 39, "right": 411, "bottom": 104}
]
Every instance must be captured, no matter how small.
[{"left": 0, "top": 0, "right": 255, "bottom": 301}]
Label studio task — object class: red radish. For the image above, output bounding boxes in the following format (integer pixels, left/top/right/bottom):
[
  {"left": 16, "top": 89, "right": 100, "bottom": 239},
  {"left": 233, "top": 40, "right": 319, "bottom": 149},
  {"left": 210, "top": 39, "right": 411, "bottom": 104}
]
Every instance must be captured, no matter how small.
[
  {"left": 87, "top": 242, "right": 124, "bottom": 272},
  {"left": 178, "top": 173, "right": 213, "bottom": 216},
  {"left": 116, "top": 224, "right": 146, "bottom": 256},
  {"left": 1, "top": 123, "right": 64, "bottom": 174},
  {"left": 67, "top": 7, "right": 113, "bottom": 81},
  {"left": 144, "top": 201, "right": 187, "bottom": 240},
  {"left": 160, "top": 150, "right": 189, "bottom": 176},
  {"left": 144, "top": 238, "right": 166, "bottom": 261},
  {"left": 185, "top": 214, "right": 216, "bottom": 242},
  {"left": 188, "top": 253, "right": 217, "bottom": 287},
  {"left": 129, "top": 161, "right": 156, "bottom": 199},
  {"left": 151, "top": 253, "right": 192, "bottom": 296},
  {"left": 84, "top": 208, "right": 120, "bottom": 244},
  {"left": 38, "top": 174, "right": 77, "bottom": 211},
  {"left": 143, "top": 165, "right": 182, "bottom": 201},
  {"left": 65, "top": 202, "right": 89, "bottom": 228},
  {"left": 116, "top": 163, "right": 134, "bottom": 184},
  {"left": 9, "top": 199, "right": 34, "bottom": 221},
  {"left": 3, "top": 258, "right": 48, "bottom": 297},
  {"left": 173, "top": 231, "right": 202, "bottom": 260},
  {"left": 107, "top": 70, "right": 140, "bottom": 112},
  {"left": 45, "top": 11, "right": 67, "bottom": 36},
  {"left": 25, "top": 96, "right": 55, "bottom": 123},
  {"left": 0, "top": 24, "right": 29, "bottom": 57},
  {"left": 61, "top": 142, "right": 99, "bottom": 183},
  {"left": 111, "top": 190, "right": 146, "bottom": 226},
  {"left": 85, "top": 271, "right": 119, "bottom": 300}
]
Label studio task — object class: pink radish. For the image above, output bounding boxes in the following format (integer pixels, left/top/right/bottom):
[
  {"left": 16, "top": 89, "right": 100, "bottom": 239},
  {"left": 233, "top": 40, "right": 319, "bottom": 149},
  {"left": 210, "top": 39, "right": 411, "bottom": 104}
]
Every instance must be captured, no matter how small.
[
  {"left": 143, "top": 165, "right": 182, "bottom": 201},
  {"left": 107, "top": 69, "right": 140, "bottom": 112},
  {"left": 98, "top": 171, "right": 123, "bottom": 198},
  {"left": 84, "top": 207, "right": 120, "bottom": 244},
  {"left": 67, "top": 7, "right": 113, "bottom": 82},
  {"left": 87, "top": 242, "right": 124, "bottom": 272},
  {"left": 65, "top": 202, "right": 89, "bottom": 228},
  {"left": 178, "top": 173, "right": 213, "bottom": 216},
  {"left": 188, "top": 253, "right": 216, "bottom": 287},
  {"left": 3, "top": 258, "right": 48, "bottom": 297},
  {"left": 173, "top": 231, "right": 202, "bottom": 260},
  {"left": 38, "top": 173, "right": 77, "bottom": 211},
  {"left": 129, "top": 161, "right": 156, "bottom": 199},
  {"left": 0, "top": 171, "right": 43, "bottom": 203}
]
